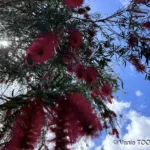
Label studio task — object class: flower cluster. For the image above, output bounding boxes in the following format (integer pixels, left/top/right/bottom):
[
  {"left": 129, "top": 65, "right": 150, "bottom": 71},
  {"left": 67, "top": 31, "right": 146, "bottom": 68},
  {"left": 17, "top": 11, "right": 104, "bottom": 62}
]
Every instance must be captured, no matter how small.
[
  {"left": 68, "top": 64, "right": 98, "bottom": 84},
  {"left": 128, "top": 34, "right": 138, "bottom": 48},
  {"left": 48, "top": 92, "right": 102, "bottom": 149},
  {"left": 112, "top": 128, "right": 119, "bottom": 138},
  {"left": 101, "top": 82, "right": 113, "bottom": 97},
  {"left": 129, "top": 55, "right": 146, "bottom": 73},
  {"left": 134, "top": 0, "right": 147, "bottom": 4},
  {"left": 142, "top": 22, "right": 150, "bottom": 30},
  {"left": 68, "top": 30, "right": 82, "bottom": 48},
  {"left": 25, "top": 33, "right": 58, "bottom": 65},
  {"left": 91, "top": 82, "right": 113, "bottom": 104},
  {"left": 64, "top": 0, "right": 84, "bottom": 7},
  {"left": 3, "top": 99, "right": 45, "bottom": 150}
]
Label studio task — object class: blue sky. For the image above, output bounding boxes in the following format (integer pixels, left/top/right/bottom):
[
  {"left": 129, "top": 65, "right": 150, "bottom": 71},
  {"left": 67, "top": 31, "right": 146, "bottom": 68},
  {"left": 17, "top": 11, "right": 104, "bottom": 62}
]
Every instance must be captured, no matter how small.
[{"left": 76, "top": 0, "right": 150, "bottom": 150}]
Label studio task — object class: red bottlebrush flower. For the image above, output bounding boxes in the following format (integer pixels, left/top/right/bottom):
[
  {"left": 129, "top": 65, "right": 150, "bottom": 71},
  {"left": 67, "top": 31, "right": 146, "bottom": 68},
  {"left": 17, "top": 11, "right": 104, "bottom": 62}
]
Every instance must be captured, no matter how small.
[
  {"left": 128, "top": 34, "right": 138, "bottom": 48},
  {"left": 68, "top": 30, "right": 82, "bottom": 48},
  {"left": 88, "top": 36, "right": 93, "bottom": 42},
  {"left": 64, "top": 0, "right": 84, "bottom": 8},
  {"left": 91, "top": 88, "right": 100, "bottom": 98},
  {"left": 77, "top": 8, "right": 86, "bottom": 14},
  {"left": 25, "top": 33, "right": 58, "bottom": 65},
  {"left": 75, "top": 64, "right": 86, "bottom": 80},
  {"left": 129, "top": 55, "right": 146, "bottom": 73},
  {"left": 142, "top": 22, "right": 150, "bottom": 30},
  {"left": 49, "top": 92, "right": 102, "bottom": 149},
  {"left": 103, "top": 122, "right": 108, "bottom": 129},
  {"left": 66, "top": 93, "right": 102, "bottom": 136},
  {"left": 88, "top": 30, "right": 95, "bottom": 37},
  {"left": 112, "top": 128, "right": 119, "bottom": 138},
  {"left": 67, "top": 63, "right": 76, "bottom": 73},
  {"left": 84, "top": 13, "right": 89, "bottom": 19},
  {"left": 111, "top": 111, "right": 117, "bottom": 117},
  {"left": 102, "top": 112, "right": 110, "bottom": 119},
  {"left": 111, "top": 95, "right": 114, "bottom": 98},
  {"left": 86, "top": 49, "right": 92, "bottom": 56},
  {"left": 100, "top": 82, "right": 112, "bottom": 97},
  {"left": 135, "top": 62, "right": 145, "bottom": 72},
  {"left": 6, "top": 99, "right": 45, "bottom": 150},
  {"left": 107, "top": 98, "right": 112, "bottom": 104},
  {"left": 134, "top": 0, "right": 147, "bottom": 4},
  {"left": 84, "top": 67, "right": 97, "bottom": 84},
  {"left": 50, "top": 114, "right": 70, "bottom": 150},
  {"left": 85, "top": 6, "right": 91, "bottom": 11},
  {"left": 62, "top": 52, "right": 73, "bottom": 63}
]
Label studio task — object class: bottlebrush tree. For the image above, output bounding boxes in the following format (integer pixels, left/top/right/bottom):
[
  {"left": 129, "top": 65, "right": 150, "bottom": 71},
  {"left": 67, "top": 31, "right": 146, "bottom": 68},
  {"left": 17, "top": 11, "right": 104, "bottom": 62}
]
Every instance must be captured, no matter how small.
[{"left": 0, "top": 0, "right": 150, "bottom": 149}]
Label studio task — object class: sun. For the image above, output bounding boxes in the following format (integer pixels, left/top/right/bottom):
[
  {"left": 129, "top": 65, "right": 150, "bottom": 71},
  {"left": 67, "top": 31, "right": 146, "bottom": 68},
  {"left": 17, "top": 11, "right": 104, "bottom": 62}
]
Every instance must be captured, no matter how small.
[{"left": 0, "top": 40, "right": 9, "bottom": 47}]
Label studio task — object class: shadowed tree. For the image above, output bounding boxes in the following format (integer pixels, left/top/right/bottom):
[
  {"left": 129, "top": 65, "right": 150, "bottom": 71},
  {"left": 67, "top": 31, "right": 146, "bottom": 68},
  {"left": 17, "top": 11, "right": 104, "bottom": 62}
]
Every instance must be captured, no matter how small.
[{"left": 0, "top": 0, "right": 150, "bottom": 149}]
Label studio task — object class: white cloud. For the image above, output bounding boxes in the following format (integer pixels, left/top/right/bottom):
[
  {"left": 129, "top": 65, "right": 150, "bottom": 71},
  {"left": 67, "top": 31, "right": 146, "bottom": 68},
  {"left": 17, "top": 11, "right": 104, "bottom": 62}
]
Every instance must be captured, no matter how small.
[
  {"left": 119, "top": 0, "right": 131, "bottom": 6},
  {"left": 124, "top": 111, "right": 150, "bottom": 140},
  {"left": 95, "top": 100, "right": 150, "bottom": 150},
  {"left": 135, "top": 90, "right": 143, "bottom": 97},
  {"left": 70, "top": 137, "right": 95, "bottom": 150},
  {"left": 129, "top": 65, "right": 134, "bottom": 72},
  {"left": 95, "top": 146, "right": 102, "bottom": 150},
  {"left": 107, "top": 99, "right": 130, "bottom": 114}
]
